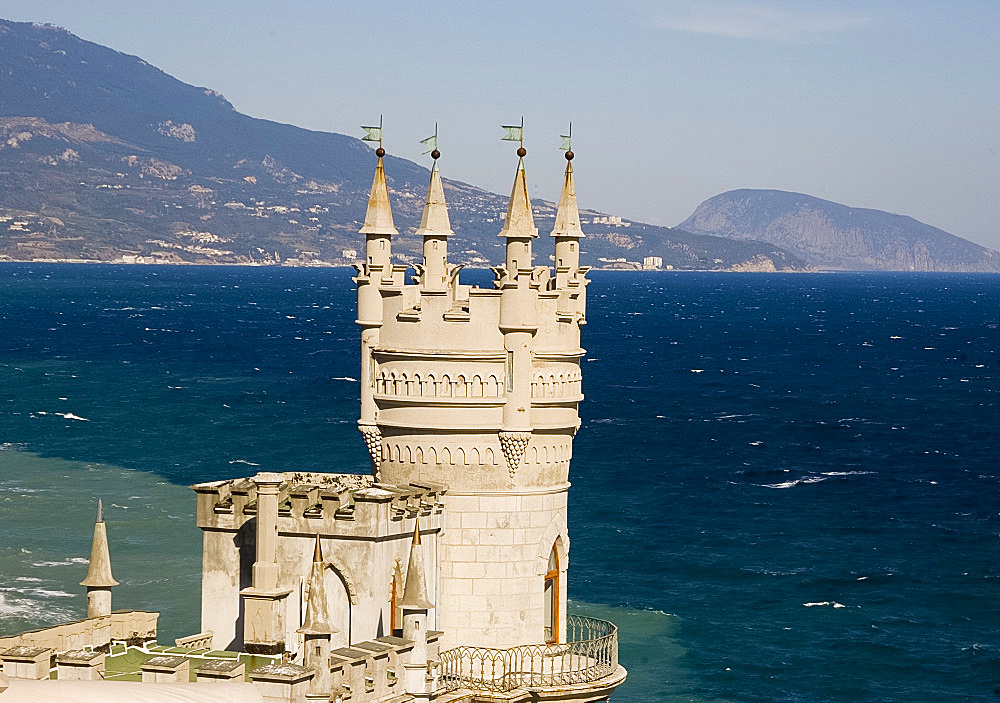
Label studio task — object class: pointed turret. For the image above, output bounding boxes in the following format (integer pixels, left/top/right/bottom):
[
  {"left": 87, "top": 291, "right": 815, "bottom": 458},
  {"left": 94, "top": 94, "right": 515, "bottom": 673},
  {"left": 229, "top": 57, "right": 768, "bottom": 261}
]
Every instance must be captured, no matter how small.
[
  {"left": 552, "top": 151, "right": 584, "bottom": 274},
  {"left": 298, "top": 535, "right": 337, "bottom": 636},
  {"left": 400, "top": 521, "right": 433, "bottom": 694},
  {"left": 399, "top": 521, "right": 432, "bottom": 610},
  {"left": 497, "top": 143, "right": 539, "bottom": 435},
  {"left": 298, "top": 535, "right": 336, "bottom": 694},
  {"left": 415, "top": 152, "right": 453, "bottom": 291},
  {"left": 359, "top": 152, "right": 398, "bottom": 271},
  {"left": 81, "top": 499, "right": 118, "bottom": 618},
  {"left": 415, "top": 162, "right": 452, "bottom": 238}
]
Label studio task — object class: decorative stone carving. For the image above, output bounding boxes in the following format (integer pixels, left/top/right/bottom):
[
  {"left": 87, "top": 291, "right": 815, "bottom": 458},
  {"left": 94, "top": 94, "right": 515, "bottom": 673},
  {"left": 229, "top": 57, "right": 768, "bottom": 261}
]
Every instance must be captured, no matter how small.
[
  {"left": 358, "top": 423, "right": 382, "bottom": 477},
  {"left": 498, "top": 430, "right": 531, "bottom": 484}
]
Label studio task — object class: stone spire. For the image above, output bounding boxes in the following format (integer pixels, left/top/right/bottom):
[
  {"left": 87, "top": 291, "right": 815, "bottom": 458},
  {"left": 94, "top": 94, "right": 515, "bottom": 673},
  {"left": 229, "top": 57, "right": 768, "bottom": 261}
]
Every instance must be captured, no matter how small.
[
  {"left": 298, "top": 535, "right": 337, "bottom": 636},
  {"left": 551, "top": 159, "right": 584, "bottom": 240},
  {"left": 399, "top": 521, "right": 432, "bottom": 610},
  {"left": 415, "top": 161, "right": 453, "bottom": 238},
  {"left": 81, "top": 499, "right": 118, "bottom": 618},
  {"left": 359, "top": 154, "right": 398, "bottom": 238},
  {"left": 498, "top": 157, "right": 538, "bottom": 242}
]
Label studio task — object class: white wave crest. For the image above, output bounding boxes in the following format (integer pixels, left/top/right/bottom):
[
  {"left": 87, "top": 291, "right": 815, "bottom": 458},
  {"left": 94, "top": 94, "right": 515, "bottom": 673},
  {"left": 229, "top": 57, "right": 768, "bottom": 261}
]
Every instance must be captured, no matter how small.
[
  {"left": 803, "top": 601, "right": 847, "bottom": 608},
  {"left": 31, "top": 557, "right": 89, "bottom": 567},
  {"left": 762, "top": 476, "right": 830, "bottom": 489}
]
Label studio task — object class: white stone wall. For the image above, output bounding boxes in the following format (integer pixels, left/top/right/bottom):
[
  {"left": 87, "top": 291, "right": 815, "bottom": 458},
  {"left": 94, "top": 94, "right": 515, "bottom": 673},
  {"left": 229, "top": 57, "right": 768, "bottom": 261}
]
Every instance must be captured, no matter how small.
[{"left": 437, "top": 488, "right": 568, "bottom": 649}]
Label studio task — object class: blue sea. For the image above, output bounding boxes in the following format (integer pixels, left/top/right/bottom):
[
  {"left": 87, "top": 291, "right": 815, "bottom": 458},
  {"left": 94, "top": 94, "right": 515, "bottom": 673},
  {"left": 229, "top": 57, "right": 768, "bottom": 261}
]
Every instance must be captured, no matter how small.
[{"left": 1, "top": 264, "right": 998, "bottom": 702}]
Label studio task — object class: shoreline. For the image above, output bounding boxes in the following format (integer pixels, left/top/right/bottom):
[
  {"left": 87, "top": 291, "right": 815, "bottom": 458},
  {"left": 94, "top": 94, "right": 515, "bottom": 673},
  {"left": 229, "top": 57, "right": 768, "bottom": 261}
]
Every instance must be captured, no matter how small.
[{"left": 1, "top": 259, "right": 998, "bottom": 274}]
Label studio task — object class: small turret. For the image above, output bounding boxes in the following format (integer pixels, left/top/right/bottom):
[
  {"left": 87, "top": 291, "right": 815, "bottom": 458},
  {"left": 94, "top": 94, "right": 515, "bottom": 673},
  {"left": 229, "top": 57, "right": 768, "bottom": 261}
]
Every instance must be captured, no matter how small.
[
  {"left": 415, "top": 153, "right": 453, "bottom": 292},
  {"left": 359, "top": 152, "right": 398, "bottom": 272},
  {"left": 355, "top": 123, "right": 399, "bottom": 472},
  {"left": 551, "top": 153, "right": 584, "bottom": 274},
  {"left": 497, "top": 136, "right": 539, "bottom": 437},
  {"left": 498, "top": 155, "right": 538, "bottom": 274},
  {"left": 80, "top": 499, "right": 118, "bottom": 618},
  {"left": 400, "top": 521, "right": 433, "bottom": 695},
  {"left": 298, "top": 535, "right": 336, "bottom": 695}
]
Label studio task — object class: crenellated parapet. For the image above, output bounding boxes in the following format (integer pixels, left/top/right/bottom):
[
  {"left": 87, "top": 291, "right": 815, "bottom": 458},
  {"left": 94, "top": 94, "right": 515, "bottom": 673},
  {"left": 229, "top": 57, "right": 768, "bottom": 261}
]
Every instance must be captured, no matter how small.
[
  {"left": 356, "top": 145, "right": 588, "bottom": 491},
  {"left": 192, "top": 472, "right": 446, "bottom": 535}
]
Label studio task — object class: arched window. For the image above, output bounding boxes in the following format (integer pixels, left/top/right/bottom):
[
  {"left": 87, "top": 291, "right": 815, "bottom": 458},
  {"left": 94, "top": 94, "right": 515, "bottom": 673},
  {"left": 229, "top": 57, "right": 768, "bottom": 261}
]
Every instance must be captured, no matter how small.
[{"left": 544, "top": 545, "right": 559, "bottom": 643}]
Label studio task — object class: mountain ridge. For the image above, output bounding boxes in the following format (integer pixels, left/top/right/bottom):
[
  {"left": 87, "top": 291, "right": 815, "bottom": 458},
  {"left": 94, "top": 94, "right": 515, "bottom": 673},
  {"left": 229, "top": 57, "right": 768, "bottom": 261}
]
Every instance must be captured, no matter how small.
[{"left": 0, "top": 19, "right": 805, "bottom": 271}]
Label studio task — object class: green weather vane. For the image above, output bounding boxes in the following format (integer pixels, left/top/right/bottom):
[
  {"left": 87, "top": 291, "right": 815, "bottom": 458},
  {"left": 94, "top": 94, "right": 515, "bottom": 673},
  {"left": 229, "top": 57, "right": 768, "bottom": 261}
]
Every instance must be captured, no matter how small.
[
  {"left": 420, "top": 123, "right": 439, "bottom": 157},
  {"left": 560, "top": 122, "right": 572, "bottom": 152},
  {"left": 361, "top": 115, "right": 384, "bottom": 150},
  {"left": 501, "top": 117, "right": 525, "bottom": 153}
]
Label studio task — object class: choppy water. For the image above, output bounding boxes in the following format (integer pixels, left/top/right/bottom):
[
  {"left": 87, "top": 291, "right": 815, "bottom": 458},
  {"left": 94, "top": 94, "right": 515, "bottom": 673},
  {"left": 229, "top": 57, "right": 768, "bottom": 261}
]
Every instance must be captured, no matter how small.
[{"left": 1, "top": 264, "right": 998, "bottom": 702}]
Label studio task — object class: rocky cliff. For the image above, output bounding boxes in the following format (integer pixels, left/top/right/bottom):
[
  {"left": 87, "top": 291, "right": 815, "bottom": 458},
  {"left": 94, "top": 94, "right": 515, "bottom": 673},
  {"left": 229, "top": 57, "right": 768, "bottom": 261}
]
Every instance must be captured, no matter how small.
[{"left": 678, "top": 189, "right": 1000, "bottom": 272}]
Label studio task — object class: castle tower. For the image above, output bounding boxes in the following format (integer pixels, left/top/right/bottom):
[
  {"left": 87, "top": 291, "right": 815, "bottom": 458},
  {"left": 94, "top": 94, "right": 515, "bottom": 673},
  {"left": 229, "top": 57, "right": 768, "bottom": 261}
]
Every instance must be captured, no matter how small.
[
  {"left": 358, "top": 130, "right": 587, "bottom": 649},
  {"left": 80, "top": 499, "right": 119, "bottom": 618}
]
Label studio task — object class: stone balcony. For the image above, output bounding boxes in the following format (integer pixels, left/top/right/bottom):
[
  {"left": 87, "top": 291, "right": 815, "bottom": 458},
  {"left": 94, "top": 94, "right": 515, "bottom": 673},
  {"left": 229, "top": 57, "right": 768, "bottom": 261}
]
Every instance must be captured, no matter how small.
[{"left": 437, "top": 615, "right": 626, "bottom": 702}]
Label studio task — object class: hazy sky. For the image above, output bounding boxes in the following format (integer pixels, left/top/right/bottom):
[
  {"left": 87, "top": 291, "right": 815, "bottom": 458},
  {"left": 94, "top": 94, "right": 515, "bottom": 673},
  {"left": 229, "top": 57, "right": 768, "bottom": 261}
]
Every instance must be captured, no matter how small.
[{"left": 3, "top": 1, "right": 998, "bottom": 248}]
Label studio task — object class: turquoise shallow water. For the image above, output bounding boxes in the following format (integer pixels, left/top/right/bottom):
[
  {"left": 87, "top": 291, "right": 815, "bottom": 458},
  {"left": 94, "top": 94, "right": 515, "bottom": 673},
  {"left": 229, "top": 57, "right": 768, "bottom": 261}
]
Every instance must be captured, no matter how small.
[
  {"left": 1, "top": 264, "right": 998, "bottom": 702},
  {"left": 0, "top": 449, "right": 200, "bottom": 640}
]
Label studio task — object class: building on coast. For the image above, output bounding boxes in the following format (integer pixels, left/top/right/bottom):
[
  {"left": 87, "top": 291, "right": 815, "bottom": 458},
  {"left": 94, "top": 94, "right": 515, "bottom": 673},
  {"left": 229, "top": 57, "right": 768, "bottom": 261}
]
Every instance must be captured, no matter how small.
[{"left": 0, "top": 131, "right": 626, "bottom": 703}]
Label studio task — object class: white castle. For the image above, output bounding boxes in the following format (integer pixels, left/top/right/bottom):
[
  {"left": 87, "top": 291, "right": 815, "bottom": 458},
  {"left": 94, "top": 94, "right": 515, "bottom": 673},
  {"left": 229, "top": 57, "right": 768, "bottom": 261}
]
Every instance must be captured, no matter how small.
[{"left": 0, "top": 135, "right": 626, "bottom": 703}]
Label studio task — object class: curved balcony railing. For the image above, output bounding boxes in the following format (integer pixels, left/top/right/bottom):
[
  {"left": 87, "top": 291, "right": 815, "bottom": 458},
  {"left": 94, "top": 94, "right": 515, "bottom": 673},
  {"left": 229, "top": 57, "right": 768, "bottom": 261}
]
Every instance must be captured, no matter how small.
[{"left": 438, "top": 615, "right": 619, "bottom": 693}]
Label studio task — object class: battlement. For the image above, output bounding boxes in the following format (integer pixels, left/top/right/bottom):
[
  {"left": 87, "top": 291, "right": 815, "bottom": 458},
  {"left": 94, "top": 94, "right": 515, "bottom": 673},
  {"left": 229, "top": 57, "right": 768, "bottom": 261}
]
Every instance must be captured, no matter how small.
[{"left": 192, "top": 472, "right": 446, "bottom": 535}]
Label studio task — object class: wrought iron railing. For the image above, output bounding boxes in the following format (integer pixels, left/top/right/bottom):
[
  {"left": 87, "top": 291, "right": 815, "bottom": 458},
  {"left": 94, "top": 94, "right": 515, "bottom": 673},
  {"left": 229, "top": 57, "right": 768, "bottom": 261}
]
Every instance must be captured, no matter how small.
[{"left": 438, "top": 615, "right": 618, "bottom": 693}]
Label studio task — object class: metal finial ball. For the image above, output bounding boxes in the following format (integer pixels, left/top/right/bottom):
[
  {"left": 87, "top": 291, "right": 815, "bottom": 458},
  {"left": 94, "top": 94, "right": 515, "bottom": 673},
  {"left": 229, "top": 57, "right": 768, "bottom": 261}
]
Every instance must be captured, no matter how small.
[
  {"left": 565, "top": 150, "right": 574, "bottom": 161},
  {"left": 431, "top": 149, "right": 440, "bottom": 160},
  {"left": 375, "top": 147, "right": 386, "bottom": 157},
  {"left": 517, "top": 146, "right": 527, "bottom": 158}
]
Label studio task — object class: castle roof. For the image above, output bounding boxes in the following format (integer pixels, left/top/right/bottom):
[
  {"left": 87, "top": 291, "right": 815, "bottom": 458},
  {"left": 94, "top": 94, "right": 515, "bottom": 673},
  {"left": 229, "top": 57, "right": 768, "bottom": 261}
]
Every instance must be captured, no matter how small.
[
  {"left": 399, "top": 521, "right": 433, "bottom": 610},
  {"left": 358, "top": 155, "right": 398, "bottom": 237},
  {"left": 414, "top": 161, "right": 453, "bottom": 237},
  {"left": 551, "top": 160, "right": 584, "bottom": 239},
  {"left": 80, "top": 499, "right": 119, "bottom": 588},
  {"left": 498, "top": 157, "right": 538, "bottom": 239}
]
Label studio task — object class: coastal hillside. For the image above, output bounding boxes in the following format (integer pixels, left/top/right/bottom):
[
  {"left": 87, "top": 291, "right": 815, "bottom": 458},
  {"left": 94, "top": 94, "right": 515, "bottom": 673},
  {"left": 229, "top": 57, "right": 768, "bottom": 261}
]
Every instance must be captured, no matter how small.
[
  {"left": 0, "top": 19, "right": 804, "bottom": 270},
  {"left": 677, "top": 189, "right": 1000, "bottom": 272}
]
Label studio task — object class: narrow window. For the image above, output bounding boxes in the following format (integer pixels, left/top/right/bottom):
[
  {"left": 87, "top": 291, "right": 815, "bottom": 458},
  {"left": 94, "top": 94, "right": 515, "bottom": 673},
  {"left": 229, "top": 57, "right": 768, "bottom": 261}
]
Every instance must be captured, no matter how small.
[
  {"left": 390, "top": 573, "right": 400, "bottom": 635},
  {"left": 506, "top": 351, "right": 514, "bottom": 393},
  {"left": 544, "top": 545, "right": 559, "bottom": 643}
]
